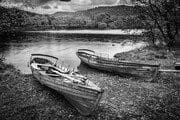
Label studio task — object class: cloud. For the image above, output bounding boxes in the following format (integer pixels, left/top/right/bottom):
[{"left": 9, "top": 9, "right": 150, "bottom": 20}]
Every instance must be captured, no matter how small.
[
  {"left": 72, "top": 0, "right": 91, "bottom": 5},
  {"left": 28, "top": 5, "right": 73, "bottom": 14},
  {"left": 90, "top": 0, "right": 123, "bottom": 6},
  {"left": 35, "top": 1, "right": 74, "bottom": 13},
  {"left": 0, "top": 0, "right": 135, "bottom": 14},
  {"left": 115, "top": 0, "right": 134, "bottom": 5}
]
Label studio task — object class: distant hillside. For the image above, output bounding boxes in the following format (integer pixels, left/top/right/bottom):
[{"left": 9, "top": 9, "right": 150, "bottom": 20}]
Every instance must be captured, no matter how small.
[
  {"left": 50, "top": 5, "right": 145, "bottom": 30},
  {"left": 0, "top": 5, "right": 146, "bottom": 32},
  {"left": 52, "top": 5, "right": 141, "bottom": 17},
  {"left": 77, "top": 5, "right": 141, "bottom": 17},
  {"left": 0, "top": 6, "right": 47, "bottom": 32}
]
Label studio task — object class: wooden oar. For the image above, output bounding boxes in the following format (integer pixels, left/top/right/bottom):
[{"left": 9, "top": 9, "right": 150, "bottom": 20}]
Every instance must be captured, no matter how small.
[{"left": 158, "top": 69, "right": 180, "bottom": 73}]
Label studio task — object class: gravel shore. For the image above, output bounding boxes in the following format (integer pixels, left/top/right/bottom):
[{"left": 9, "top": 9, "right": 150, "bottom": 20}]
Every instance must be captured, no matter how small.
[{"left": 0, "top": 47, "right": 180, "bottom": 120}]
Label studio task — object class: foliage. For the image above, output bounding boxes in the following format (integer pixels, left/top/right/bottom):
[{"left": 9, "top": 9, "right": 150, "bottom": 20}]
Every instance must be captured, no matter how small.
[
  {"left": 97, "top": 22, "right": 107, "bottom": 29},
  {"left": 0, "top": 5, "right": 148, "bottom": 32},
  {"left": 136, "top": 0, "right": 180, "bottom": 50}
]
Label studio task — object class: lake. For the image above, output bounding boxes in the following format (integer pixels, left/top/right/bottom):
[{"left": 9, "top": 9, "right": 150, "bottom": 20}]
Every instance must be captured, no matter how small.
[
  {"left": 26, "top": 29, "right": 146, "bottom": 35},
  {"left": 0, "top": 31, "right": 147, "bottom": 74}
]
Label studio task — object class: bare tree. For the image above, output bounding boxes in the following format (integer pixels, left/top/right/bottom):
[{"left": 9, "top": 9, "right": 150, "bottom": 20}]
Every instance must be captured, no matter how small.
[{"left": 136, "top": 0, "right": 179, "bottom": 50}]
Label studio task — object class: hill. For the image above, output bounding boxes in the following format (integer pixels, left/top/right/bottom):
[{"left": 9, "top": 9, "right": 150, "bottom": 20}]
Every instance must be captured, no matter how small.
[
  {"left": 0, "top": 5, "right": 146, "bottom": 32},
  {"left": 77, "top": 5, "right": 141, "bottom": 17},
  {"left": 0, "top": 6, "right": 47, "bottom": 32}
]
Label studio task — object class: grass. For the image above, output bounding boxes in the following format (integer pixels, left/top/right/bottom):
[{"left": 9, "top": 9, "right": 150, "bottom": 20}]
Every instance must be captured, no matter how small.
[{"left": 0, "top": 45, "right": 180, "bottom": 120}]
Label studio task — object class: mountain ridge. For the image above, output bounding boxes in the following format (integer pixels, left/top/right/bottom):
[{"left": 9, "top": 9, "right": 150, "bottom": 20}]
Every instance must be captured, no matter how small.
[{"left": 0, "top": 4, "right": 145, "bottom": 32}]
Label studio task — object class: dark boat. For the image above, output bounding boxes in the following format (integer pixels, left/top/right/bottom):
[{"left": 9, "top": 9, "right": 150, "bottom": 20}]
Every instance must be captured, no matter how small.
[
  {"left": 76, "top": 49, "right": 160, "bottom": 79},
  {"left": 29, "top": 54, "right": 104, "bottom": 116}
]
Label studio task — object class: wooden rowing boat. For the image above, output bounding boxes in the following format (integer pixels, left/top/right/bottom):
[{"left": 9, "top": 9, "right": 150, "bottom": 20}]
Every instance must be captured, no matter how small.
[
  {"left": 29, "top": 54, "right": 104, "bottom": 116},
  {"left": 76, "top": 49, "right": 160, "bottom": 79}
]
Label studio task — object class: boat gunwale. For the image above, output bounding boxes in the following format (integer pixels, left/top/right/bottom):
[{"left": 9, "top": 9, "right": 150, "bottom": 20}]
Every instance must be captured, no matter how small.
[
  {"left": 77, "top": 50, "right": 160, "bottom": 67},
  {"left": 77, "top": 49, "right": 95, "bottom": 54},
  {"left": 31, "top": 54, "right": 59, "bottom": 60}
]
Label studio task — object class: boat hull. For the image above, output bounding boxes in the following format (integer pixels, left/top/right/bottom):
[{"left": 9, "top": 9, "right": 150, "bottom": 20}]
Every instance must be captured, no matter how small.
[
  {"left": 77, "top": 54, "right": 147, "bottom": 74},
  {"left": 76, "top": 50, "right": 160, "bottom": 77},
  {"left": 31, "top": 67, "right": 103, "bottom": 116}
]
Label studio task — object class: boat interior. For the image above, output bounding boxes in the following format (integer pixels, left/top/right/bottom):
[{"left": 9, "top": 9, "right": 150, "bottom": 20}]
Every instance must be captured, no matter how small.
[
  {"left": 31, "top": 59, "right": 88, "bottom": 85},
  {"left": 30, "top": 54, "right": 103, "bottom": 88}
]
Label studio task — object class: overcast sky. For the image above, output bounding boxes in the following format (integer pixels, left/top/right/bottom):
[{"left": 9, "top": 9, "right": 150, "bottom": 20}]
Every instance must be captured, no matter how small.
[{"left": 0, "top": 0, "right": 134, "bottom": 14}]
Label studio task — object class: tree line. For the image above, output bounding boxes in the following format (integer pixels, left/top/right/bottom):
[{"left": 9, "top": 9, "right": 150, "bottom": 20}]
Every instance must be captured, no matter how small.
[
  {"left": 0, "top": 5, "right": 146, "bottom": 32},
  {"left": 136, "top": 0, "right": 180, "bottom": 50}
]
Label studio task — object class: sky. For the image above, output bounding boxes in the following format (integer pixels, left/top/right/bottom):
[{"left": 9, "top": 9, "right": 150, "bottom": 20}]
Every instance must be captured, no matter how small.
[{"left": 0, "top": 0, "right": 135, "bottom": 14}]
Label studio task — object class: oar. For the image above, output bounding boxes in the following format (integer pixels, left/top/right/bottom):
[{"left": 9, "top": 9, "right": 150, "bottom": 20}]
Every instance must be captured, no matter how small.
[{"left": 158, "top": 69, "right": 180, "bottom": 73}]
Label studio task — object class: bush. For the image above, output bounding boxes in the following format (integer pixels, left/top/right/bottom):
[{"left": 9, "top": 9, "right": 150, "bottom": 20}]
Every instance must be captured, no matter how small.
[
  {"left": 97, "top": 22, "right": 108, "bottom": 29},
  {"left": 0, "top": 54, "right": 5, "bottom": 62}
]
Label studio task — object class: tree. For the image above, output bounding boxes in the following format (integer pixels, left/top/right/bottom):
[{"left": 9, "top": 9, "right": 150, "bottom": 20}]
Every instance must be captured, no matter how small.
[
  {"left": 97, "top": 22, "right": 107, "bottom": 29},
  {"left": 136, "top": 0, "right": 179, "bottom": 50}
]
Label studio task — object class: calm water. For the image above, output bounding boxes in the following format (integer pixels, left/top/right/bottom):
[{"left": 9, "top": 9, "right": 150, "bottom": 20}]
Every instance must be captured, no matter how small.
[
  {"left": 0, "top": 32, "right": 146, "bottom": 74},
  {"left": 27, "top": 29, "right": 146, "bottom": 35}
]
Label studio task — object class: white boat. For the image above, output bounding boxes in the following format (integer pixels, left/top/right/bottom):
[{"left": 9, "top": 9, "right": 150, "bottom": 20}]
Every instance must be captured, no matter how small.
[{"left": 29, "top": 54, "right": 104, "bottom": 116}]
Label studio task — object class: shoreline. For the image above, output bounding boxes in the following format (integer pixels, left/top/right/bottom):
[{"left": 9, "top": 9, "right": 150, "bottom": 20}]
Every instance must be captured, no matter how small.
[{"left": 0, "top": 46, "right": 180, "bottom": 119}]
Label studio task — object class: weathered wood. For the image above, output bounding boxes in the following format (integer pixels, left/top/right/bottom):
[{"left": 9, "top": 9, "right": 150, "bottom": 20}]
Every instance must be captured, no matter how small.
[
  {"left": 31, "top": 54, "right": 58, "bottom": 60},
  {"left": 76, "top": 49, "right": 160, "bottom": 78},
  {"left": 78, "top": 50, "right": 160, "bottom": 68},
  {"left": 159, "top": 69, "right": 180, "bottom": 73},
  {"left": 29, "top": 54, "right": 103, "bottom": 116}
]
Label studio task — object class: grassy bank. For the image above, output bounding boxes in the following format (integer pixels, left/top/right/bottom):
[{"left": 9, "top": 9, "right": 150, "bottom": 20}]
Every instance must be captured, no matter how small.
[
  {"left": 0, "top": 46, "right": 180, "bottom": 120},
  {"left": 114, "top": 46, "right": 176, "bottom": 68}
]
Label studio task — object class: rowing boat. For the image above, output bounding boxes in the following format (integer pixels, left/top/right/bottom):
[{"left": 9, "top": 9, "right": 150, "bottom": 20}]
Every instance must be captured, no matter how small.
[
  {"left": 29, "top": 54, "right": 104, "bottom": 116},
  {"left": 76, "top": 49, "right": 160, "bottom": 79}
]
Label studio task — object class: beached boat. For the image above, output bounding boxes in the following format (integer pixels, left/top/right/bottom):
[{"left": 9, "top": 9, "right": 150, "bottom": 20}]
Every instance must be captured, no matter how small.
[
  {"left": 29, "top": 54, "right": 104, "bottom": 116},
  {"left": 76, "top": 49, "right": 160, "bottom": 79}
]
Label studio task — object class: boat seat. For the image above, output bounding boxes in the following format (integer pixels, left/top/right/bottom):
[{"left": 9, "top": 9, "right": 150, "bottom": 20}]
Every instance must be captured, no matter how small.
[
  {"left": 50, "top": 67, "right": 70, "bottom": 74},
  {"left": 46, "top": 69, "right": 57, "bottom": 74},
  {"left": 37, "top": 64, "right": 50, "bottom": 71},
  {"left": 32, "top": 62, "right": 70, "bottom": 75},
  {"left": 31, "top": 63, "right": 41, "bottom": 70}
]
